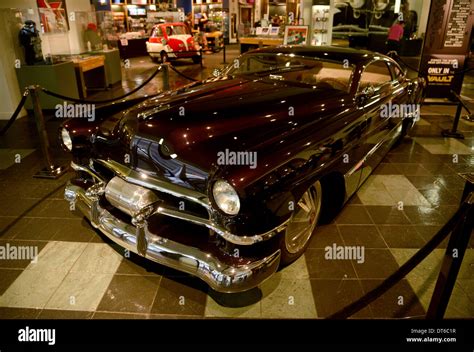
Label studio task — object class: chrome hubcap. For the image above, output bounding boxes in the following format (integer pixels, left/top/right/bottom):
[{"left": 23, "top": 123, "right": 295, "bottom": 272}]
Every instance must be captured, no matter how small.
[{"left": 284, "top": 181, "right": 322, "bottom": 254}]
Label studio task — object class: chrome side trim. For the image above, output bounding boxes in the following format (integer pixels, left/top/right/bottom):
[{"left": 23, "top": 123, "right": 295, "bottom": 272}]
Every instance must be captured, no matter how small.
[
  {"left": 70, "top": 161, "right": 289, "bottom": 245},
  {"left": 65, "top": 182, "right": 281, "bottom": 293},
  {"left": 343, "top": 121, "right": 402, "bottom": 200}
]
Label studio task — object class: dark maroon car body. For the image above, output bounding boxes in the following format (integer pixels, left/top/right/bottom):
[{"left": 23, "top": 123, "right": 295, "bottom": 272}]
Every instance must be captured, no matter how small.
[{"left": 61, "top": 46, "right": 425, "bottom": 292}]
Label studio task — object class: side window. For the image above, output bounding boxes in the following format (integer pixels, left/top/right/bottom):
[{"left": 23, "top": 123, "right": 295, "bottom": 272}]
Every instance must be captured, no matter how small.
[
  {"left": 358, "top": 61, "right": 392, "bottom": 91},
  {"left": 152, "top": 26, "right": 163, "bottom": 37}
]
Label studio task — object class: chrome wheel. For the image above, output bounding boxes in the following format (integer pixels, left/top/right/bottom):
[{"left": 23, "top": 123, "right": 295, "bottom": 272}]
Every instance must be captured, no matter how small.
[{"left": 284, "top": 181, "right": 322, "bottom": 254}]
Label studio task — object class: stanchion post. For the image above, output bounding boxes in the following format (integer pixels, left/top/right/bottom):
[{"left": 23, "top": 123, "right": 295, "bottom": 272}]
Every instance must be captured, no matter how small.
[
  {"left": 452, "top": 103, "right": 463, "bottom": 132},
  {"left": 29, "top": 85, "right": 68, "bottom": 179},
  {"left": 441, "top": 91, "right": 465, "bottom": 139},
  {"left": 426, "top": 176, "right": 473, "bottom": 319},
  {"left": 200, "top": 48, "right": 203, "bottom": 68},
  {"left": 221, "top": 44, "right": 227, "bottom": 64},
  {"left": 161, "top": 63, "right": 170, "bottom": 91}
]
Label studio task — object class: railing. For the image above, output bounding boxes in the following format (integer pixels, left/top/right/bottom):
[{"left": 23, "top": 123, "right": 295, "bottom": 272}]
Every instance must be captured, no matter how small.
[{"left": 0, "top": 63, "right": 198, "bottom": 178}]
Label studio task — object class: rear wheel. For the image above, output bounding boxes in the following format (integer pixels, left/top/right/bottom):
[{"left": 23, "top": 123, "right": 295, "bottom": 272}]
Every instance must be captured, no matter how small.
[{"left": 279, "top": 180, "right": 322, "bottom": 266}]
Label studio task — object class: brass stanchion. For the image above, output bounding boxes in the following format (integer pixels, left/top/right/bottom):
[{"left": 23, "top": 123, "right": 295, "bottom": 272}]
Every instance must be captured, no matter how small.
[
  {"left": 221, "top": 44, "right": 227, "bottom": 64},
  {"left": 29, "top": 85, "right": 68, "bottom": 179},
  {"left": 161, "top": 63, "right": 170, "bottom": 91}
]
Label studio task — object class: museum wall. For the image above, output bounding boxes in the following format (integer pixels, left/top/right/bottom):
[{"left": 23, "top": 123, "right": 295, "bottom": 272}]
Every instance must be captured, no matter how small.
[
  {"left": 0, "top": 0, "right": 91, "bottom": 121},
  {"left": 0, "top": 0, "right": 39, "bottom": 120}
]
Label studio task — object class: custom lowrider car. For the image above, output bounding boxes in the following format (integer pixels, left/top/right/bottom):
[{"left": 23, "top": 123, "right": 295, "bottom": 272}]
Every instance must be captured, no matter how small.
[
  {"left": 146, "top": 22, "right": 201, "bottom": 64},
  {"left": 60, "top": 46, "right": 425, "bottom": 293}
]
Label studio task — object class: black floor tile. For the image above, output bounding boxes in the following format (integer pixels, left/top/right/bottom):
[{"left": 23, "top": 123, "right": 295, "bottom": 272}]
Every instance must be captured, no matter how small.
[
  {"left": 97, "top": 275, "right": 161, "bottom": 314},
  {"left": 335, "top": 205, "right": 373, "bottom": 225},
  {"left": 365, "top": 206, "right": 411, "bottom": 225},
  {"left": 338, "top": 225, "right": 387, "bottom": 248},
  {"left": 0, "top": 307, "right": 41, "bottom": 319},
  {"left": 377, "top": 225, "right": 426, "bottom": 248},
  {"left": 37, "top": 309, "right": 94, "bottom": 319},
  {"left": 309, "top": 279, "right": 372, "bottom": 318},
  {"left": 360, "top": 279, "right": 426, "bottom": 318},
  {"left": 0, "top": 268, "right": 22, "bottom": 295},
  {"left": 305, "top": 248, "right": 358, "bottom": 279},
  {"left": 150, "top": 277, "right": 207, "bottom": 316},
  {"left": 308, "top": 224, "right": 342, "bottom": 249},
  {"left": 352, "top": 249, "right": 400, "bottom": 279}
]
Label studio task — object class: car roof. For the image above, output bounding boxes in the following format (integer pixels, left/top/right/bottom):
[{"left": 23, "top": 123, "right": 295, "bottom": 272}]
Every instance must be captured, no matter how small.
[{"left": 247, "top": 45, "right": 386, "bottom": 65}]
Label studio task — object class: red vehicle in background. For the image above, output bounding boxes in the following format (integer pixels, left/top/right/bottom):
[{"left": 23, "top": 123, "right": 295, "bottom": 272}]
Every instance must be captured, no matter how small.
[{"left": 146, "top": 22, "right": 201, "bottom": 64}]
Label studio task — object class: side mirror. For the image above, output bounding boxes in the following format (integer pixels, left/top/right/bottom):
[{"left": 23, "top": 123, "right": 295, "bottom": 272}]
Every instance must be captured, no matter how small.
[
  {"left": 356, "top": 85, "right": 375, "bottom": 105},
  {"left": 362, "top": 85, "right": 375, "bottom": 97}
]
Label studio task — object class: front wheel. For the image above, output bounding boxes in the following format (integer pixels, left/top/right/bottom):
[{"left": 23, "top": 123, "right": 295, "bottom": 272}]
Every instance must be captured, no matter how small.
[{"left": 279, "top": 180, "right": 322, "bottom": 266}]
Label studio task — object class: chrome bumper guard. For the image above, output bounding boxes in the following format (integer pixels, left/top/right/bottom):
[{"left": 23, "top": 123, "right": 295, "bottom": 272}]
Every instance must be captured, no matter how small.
[{"left": 65, "top": 182, "right": 281, "bottom": 293}]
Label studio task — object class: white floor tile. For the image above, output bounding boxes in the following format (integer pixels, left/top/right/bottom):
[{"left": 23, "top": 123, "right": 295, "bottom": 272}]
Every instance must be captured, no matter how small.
[
  {"left": 0, "top": 268, "right": 69, "bottom": 309},
  {"left": 26, "top": 241, "right": 87, "bottom": 272},
  {"left": 45, "top": 271, "right": 115, "bottom": 311},
  {"left": 358, "top": 175, "right": 430, "bottom": 206},
  {"left": 70, "top": 243, "right": 123, "bottom": 274},
  {"left": 415, "top": 137, "right": 472, "bottom": 155}
]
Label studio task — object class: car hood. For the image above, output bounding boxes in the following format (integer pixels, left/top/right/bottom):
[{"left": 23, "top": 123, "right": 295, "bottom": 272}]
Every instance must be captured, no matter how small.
[{"left": 95, "top": 75, "right": 352, "bottom": 191}]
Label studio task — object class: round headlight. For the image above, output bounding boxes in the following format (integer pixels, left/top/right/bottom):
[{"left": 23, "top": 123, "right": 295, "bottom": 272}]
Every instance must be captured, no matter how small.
[
  {"left": 212, "top": 180, "right": 240, "bottom": 215},
  {"left": 61, "top": 128, "right": 72, "bottom": 151}
]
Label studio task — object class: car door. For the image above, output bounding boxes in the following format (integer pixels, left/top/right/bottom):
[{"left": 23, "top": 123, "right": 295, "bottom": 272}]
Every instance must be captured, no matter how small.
[{"left": 356, "top": 60, "right": 396, "bottom": 185}]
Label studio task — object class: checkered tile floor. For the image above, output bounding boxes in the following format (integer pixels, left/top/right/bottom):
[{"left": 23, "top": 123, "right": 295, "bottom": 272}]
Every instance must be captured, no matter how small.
[{"left": 0, "top": 59, "right": 473, "bottom": 319}]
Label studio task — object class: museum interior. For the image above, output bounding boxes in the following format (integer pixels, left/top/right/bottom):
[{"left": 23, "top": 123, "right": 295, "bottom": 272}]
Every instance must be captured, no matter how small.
[{"left": 0, "top": 0, "right": 472, "bottom": 322}]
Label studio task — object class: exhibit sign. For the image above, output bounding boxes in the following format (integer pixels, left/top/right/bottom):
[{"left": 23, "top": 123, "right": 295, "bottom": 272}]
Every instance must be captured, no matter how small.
[
  {"left": 420, "top": 0, "right": 474, "bottom": 98},
  {"left": 283, "top": 25, "right": 309, "bottom": 45}
]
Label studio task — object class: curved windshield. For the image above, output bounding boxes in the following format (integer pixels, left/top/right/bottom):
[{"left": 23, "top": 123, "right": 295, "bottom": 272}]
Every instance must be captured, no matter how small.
[
  {"left": 168, "top": 25, "right": 189, "bottom": 35},
  {"left": 224, "top": 53, "right": 354, "bottom": 92}
]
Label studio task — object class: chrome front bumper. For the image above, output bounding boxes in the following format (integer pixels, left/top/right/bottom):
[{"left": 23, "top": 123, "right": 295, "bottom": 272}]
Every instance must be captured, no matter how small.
[{"left": 65, "top": 182, "right": 281, "bottom": 293}]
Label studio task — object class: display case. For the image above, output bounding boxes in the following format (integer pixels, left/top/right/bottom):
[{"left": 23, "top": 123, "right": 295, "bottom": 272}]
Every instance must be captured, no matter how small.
[
  {"left": 127, "top": 5, "right": 147, "bottom": 35},
  {"left": 12, "top": 8, "right": 71, "bottom": 65},
  {"left": 111, "top": 3, "right": 127, "bottom": 33},
  {"left": 311, "top": 5, "right": 330, "bottom": 46},
  {"left": 73, "top": 11, "right": 120, "bottom": 52},
  {"left": 67, "top": 11, "right": 122, "bottom": 88},
  {"left": 147, "top": 10, "right": 185, "bottom": 28},
  {"left": 207, "top": 6, "right": 229, "bottom": 38},
  {"left": 6, "top": 8, "right": 78, "bottom": 109}
]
